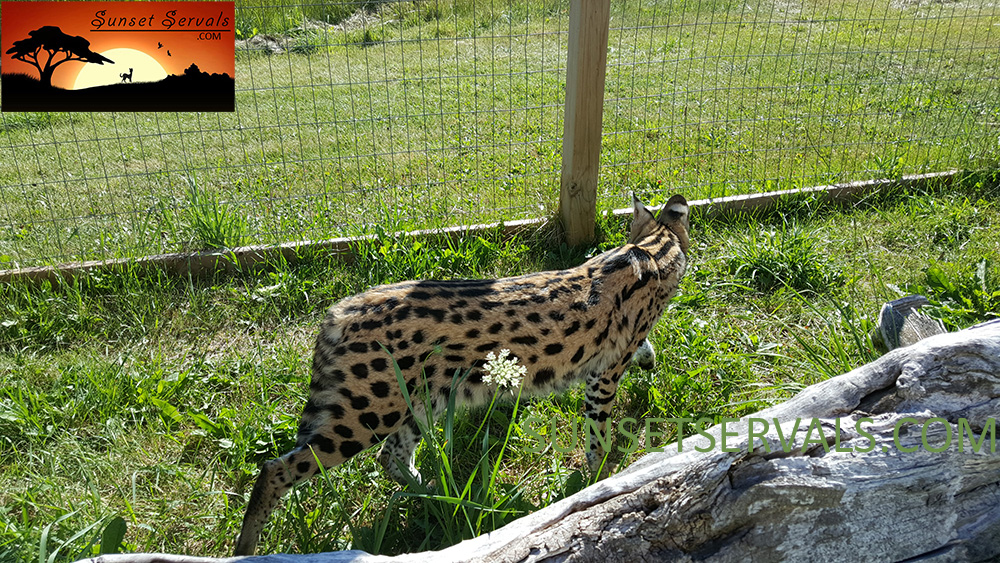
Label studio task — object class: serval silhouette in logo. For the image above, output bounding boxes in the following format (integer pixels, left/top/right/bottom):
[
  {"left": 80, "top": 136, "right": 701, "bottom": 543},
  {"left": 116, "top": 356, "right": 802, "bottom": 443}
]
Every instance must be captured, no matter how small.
[{"left": 120, "top": 68, "right": 133, "bottom": 83}]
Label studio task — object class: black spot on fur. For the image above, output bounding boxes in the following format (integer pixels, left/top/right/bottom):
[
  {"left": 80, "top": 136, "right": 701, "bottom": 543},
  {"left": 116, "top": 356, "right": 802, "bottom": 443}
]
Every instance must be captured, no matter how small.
[
  {"left": 466, "top": 329, "right": 481, "bottom": 338},
  {"left": 564, "top": 321, "right": 581, "bottom": 337},
  {"left": 424, "top": 308, "right": 447, "bottom": 322},
  {"left": 311, "top": 434, "right": 337, "bottom": 454},
  {"left": 351, "top": 396, "right": 370, "bottom": 410},
  {"left": 325, "top": 366, "right": 348, "bottom": 384},
  {"left": 548, "top": 311, "right": 565, "bottom": 321},
  {"left": 334, "top": 425, "right": 354, "bottom": 438},
  {"left": 383, "top": 411, "right": 402, "bottom": 428},
  {"left": 410, "top": 291, "right": 432, "bottom": 300},
  {"left": 621, "top": 274, "right": 653, "bottom": 302},
  {"left": 351, "top": 363, "right": 369, "bottom": 378},
  {"left": 652, "top": 238, "right": 677, "bottom": 260},
  {"left": 397, "top": 356, "right": 416, "bottom": 370},
  {"left": 534, "top": 368, "right": 556, "bottom": 386},
  {"left": 412, "top": 330, "right": 425, "bottom": 344},
  {"left": 513, "top": 335, "right": 538, "bottom": 345},
  {"left": 359, "top": 412, "right": 380, "bottom": 429},
  {"left": 296, "top": 461, "right": 312, "bottom": 476},
  {"left": 361, "top": 319, "right": 383, "bottom": 330},
  {"left": 349, "top": 342, "right": 368, "bottom": 354},
  {"left": 488, "top": 322, "right": 504, "bottom": 334},
  {"left": 571, "top": 345, "right": 585, "bottom": 363},
  {"left": 545, "top": 343, "right": 563, "bottom": 355},
  {"left": 450, "top": 313, "right": 464, "bottom": 324},
  {"left": 371, "top": 381, "right": 390, "bottom": 398},
  {"left": 475, "top": 341, "right": 500, "bottom": 352},
  {"left": 526, "top": 312, "right": 542, "bottom": 323},
  {"left": 446, "top": 343, "right": 467, "bottom": 350},
  {"left": 466, "top": 310, "right": 483, "bottom": 321},
  {"left": 340, "top": 440, "right": 364, "bottom": 457},
  {"left": 371, "top": 358, "right": 388, "bottom": 372},
  {"left": 595, "top": 325, "right": 610, "bottom": 346},
  {"left": 317, "top": 403, "right": 342, "bottom": 420},
  {"left": 457, "top": 286, "right": 494, "bottom": 298},
  {"left": 593, "top": 394, "right": 616, "bottom": 405}
]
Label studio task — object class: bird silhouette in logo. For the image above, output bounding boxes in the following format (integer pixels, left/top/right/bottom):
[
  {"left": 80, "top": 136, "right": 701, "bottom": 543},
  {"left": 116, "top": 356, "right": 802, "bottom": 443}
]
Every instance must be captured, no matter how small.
[{"left": 158, "top": 42, "right": 163, "bottom": 49}]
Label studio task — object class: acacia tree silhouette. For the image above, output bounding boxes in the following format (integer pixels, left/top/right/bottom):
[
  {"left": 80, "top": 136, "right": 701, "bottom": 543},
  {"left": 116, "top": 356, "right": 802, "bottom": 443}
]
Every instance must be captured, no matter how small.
[{"left": 5, "top": 26, "right": 114, "bottom": 87}]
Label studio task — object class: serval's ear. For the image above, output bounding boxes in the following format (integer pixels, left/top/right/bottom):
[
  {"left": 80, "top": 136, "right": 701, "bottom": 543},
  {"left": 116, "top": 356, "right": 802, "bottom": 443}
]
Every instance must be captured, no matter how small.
[
  {"left": 629, "top": 193, "right": 656, "bottom": 243},
  {"left": 657, "top": 194, "right": 690, "bottom": 252}
]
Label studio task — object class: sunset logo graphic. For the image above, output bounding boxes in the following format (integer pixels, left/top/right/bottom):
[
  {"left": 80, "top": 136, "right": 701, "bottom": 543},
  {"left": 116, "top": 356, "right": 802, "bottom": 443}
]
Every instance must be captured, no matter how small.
[{"left": 1, "top": 1, "right": 235, "bottom": 111}]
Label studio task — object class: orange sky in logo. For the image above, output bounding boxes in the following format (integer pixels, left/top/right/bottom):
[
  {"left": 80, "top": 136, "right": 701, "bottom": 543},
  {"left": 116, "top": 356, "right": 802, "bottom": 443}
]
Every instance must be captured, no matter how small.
[{"left": 2, "top": 1, "right": 234, "bottom": 89}]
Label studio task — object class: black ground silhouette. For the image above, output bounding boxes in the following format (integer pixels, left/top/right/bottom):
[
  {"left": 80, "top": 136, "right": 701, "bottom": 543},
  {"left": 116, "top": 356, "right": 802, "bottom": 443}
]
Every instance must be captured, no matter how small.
[{"left": 1, "top": 65, "right": 234, "bottom": 111}]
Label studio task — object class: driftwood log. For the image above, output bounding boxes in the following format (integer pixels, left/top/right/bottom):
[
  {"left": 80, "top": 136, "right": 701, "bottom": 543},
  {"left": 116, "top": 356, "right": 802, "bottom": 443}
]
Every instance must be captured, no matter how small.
[{"left": 80, "top": 319, "right": 1000, "bottom": 563}]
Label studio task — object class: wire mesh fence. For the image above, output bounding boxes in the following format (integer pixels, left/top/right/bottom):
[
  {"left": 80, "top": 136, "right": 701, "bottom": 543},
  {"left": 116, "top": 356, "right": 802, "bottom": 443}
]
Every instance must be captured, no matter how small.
[{"left": 1, "top": 0, "right": 998, "bottom": 270}]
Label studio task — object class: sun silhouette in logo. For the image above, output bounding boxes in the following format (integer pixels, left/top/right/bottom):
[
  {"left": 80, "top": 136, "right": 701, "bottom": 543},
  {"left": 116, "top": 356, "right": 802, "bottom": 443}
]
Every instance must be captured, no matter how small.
[{"left": 73, "top": 48, "right": 168, "bottom": 88}]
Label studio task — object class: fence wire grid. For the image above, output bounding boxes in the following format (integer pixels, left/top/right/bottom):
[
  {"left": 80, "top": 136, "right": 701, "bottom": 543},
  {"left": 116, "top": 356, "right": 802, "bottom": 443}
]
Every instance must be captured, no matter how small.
[{"left": 1, "top": 0, "right": 998, "bottom": 269}]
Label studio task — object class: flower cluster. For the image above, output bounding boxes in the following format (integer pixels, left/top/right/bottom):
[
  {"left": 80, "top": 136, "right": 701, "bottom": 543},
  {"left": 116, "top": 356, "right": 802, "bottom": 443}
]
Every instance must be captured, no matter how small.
[{"left": 482, "top": 349, "right": 526, "bottom": 389}]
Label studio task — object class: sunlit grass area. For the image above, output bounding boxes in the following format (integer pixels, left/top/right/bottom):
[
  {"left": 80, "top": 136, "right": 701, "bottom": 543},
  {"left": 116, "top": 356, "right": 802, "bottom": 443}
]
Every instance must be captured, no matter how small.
[{"left": 2, "top": 172, "right": 998, "bottom": 560}]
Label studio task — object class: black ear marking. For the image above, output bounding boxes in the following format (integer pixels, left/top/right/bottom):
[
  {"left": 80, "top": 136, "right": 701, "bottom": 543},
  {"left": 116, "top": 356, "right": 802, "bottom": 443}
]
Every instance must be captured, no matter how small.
[{"left": 657, "top": 194, "right": 689, "bottom": 225}]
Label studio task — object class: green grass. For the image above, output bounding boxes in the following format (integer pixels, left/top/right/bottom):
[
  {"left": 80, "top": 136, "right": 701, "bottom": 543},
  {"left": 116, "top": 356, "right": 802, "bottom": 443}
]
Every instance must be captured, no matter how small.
[
  {"left": 2, "top": 171, "right": 998, "bottom": 561},
  {"left": 2, "top": 0, "right": 999, "bottom": 267}
]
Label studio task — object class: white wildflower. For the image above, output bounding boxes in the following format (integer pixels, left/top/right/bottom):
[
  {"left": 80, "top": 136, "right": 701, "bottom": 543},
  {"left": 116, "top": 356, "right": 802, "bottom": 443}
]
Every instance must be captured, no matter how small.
[{"left": 482, "top": 348, "right": 526, "bottom": 389}]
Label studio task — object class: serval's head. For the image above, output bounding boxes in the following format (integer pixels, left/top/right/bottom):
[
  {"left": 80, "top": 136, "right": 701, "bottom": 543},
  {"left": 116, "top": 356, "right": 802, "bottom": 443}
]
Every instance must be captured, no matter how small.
[{"left": 629, "top": 194, "right": 690, "bottom": 255}]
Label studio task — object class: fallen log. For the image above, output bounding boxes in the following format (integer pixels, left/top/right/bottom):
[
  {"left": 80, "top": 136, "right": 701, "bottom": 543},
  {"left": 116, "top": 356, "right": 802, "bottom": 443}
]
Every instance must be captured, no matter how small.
[{"left": 80, "top": 319, "right": 1000, "bottom": 563}]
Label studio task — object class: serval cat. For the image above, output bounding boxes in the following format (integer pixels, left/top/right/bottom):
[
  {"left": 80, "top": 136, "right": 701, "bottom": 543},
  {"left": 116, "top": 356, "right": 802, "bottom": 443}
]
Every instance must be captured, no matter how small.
[{"left": 234, "top": 194, "right": 690, "bottom": 555}]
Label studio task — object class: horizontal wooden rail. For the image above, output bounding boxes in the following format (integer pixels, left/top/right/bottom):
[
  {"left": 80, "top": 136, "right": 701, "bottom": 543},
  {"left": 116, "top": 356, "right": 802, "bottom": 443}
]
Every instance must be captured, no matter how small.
[
  {"left": 0, "top": 170, "right": 957, "bottom": 287},
  {"left": 610, "top": 170, "right": 957, "bottom": 219}
]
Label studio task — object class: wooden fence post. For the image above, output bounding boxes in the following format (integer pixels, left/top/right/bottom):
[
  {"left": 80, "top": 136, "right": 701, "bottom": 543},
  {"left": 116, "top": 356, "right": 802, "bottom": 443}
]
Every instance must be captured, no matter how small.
[{"left": 559, "top": 0, "right": 611, "bottom": 246}]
